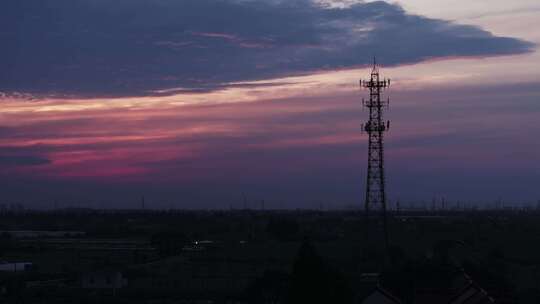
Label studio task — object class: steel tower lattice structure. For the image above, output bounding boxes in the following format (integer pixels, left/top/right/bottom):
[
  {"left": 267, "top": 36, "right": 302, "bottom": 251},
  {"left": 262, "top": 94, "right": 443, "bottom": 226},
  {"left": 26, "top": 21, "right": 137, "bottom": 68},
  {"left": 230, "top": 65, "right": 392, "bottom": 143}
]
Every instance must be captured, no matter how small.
[{"left": 360, "top": 58, "right": 390, "bottom": 251}]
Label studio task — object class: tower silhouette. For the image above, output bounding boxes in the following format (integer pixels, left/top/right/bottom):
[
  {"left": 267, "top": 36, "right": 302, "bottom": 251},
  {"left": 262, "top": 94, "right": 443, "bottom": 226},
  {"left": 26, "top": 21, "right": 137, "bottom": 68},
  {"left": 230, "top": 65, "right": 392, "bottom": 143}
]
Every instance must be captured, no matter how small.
[{"left": 360, "top": 58, "right": 390, "bottom": 252}]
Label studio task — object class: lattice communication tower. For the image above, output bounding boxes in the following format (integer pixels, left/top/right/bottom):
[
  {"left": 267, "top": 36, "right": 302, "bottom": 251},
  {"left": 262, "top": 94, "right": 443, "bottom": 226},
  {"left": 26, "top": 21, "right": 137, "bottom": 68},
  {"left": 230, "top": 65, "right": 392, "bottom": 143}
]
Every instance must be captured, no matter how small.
[{"left": 360, "top": 58, "right": 391, "bottom": 250}]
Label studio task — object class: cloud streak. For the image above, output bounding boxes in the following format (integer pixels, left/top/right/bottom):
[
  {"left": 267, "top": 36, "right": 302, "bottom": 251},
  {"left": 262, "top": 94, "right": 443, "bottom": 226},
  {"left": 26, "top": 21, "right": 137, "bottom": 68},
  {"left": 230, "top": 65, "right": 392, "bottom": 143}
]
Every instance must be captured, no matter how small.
[
  {"left": 1, "top": 81, "right": 539, "bottom": 203},
  {"left": 0, "top": 154, "right": 50, "bottom": 167},
  {"left": 0, "top": 0, "right": 534, "bottom": 97}
]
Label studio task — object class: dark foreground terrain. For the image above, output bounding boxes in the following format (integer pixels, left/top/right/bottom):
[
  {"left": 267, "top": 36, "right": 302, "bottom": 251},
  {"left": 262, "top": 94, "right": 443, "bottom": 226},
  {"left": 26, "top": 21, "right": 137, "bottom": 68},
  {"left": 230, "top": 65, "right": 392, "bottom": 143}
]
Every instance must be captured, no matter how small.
[{"left": 1, "top": 208, "right": 540, "bottom": 303}]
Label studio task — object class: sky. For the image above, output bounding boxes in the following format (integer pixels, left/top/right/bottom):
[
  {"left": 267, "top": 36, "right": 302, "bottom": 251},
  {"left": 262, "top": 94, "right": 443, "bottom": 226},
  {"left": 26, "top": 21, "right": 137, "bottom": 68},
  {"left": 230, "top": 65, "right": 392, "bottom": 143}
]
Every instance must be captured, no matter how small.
[{"left": 1, "top": 0, "right": 539, "bottom": 209}]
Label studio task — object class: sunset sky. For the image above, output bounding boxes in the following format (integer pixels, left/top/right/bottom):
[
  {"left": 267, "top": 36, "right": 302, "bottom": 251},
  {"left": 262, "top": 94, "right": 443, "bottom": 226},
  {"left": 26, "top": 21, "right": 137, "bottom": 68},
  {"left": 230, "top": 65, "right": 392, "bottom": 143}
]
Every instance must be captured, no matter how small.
[{"left": 1, "top": 0, "right": 539, "bottom": 209}]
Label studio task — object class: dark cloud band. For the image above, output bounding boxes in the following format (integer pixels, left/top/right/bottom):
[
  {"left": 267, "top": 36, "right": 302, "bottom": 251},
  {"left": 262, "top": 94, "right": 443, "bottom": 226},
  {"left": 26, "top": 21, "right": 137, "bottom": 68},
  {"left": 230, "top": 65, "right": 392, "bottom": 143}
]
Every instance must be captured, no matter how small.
[{"left": 0, "top": 0, "right": 534, "bottom": 97}]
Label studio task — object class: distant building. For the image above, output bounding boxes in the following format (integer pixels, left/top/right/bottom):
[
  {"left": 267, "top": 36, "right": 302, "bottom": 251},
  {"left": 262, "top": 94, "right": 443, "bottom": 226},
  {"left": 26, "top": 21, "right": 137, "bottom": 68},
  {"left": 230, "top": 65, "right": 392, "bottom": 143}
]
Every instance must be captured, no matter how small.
[
  {"left": 361, "top": 286, "right": 402, "bottom": 304},
  {"left": 81, "top": 270, "right": 127, "bottom": 291},
  {"left": 26, "top": 279, "right": 67, "bottom": 289},
  {"left": 0, "top": 230, "right": 86, "bottom": 238},
  {"left": 370, "top": 264, "right": 497, "bottom": 304},
  {"left": 359, "top": 272, "right": 380, "bottom": 284},
  {"left": 449, "top": 282, "right": 495, "bottom": 304},
  {"left": 0, "top": 262, "right": 33, "bottom": 272}
]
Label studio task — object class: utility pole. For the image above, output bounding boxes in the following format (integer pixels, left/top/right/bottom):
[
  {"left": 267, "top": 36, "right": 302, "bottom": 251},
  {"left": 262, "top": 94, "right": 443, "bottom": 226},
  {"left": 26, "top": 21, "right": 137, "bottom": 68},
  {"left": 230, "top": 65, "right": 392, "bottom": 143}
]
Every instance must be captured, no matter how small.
[{"left": 360, "top": 58, "right": 391, "bottom": 254}]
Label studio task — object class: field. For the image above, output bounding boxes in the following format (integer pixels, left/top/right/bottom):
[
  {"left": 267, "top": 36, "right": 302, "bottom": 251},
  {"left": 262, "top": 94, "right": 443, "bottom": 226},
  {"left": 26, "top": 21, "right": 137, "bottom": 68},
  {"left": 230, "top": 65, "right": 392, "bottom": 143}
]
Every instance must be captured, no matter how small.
[{"left": 1, "top": 209, "right": 540, "bottom": 303}]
